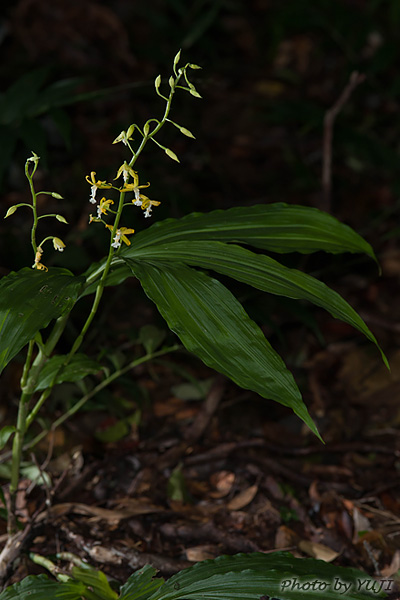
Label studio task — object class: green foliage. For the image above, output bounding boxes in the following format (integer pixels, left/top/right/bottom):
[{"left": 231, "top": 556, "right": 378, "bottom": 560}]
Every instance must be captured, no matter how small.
[
  {"left": 0, "top": 268, "right": 84, "bottom": 375},
  {"left": 127, "top": 203, "right": 377, "bottom": 258},
  {"left": 33, "top": 354, "right": 102, "bottom": 391},
  {"left": 126, "top": 238, "right": 385, "bottom": 364},
  {"left": 129, "top": 260, "right": 320, "bottom": 439},
  {"left": 0, "top": 553, "right": 387, "bottom": 599},
  {"left": 0, "top": 52, "right": 390, "bottom": 591}
]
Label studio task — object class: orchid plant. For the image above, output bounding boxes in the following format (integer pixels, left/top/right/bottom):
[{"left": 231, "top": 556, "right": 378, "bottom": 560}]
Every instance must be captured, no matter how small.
[{"left": 0, "top": 52, "right": 388, "bottom": 590}]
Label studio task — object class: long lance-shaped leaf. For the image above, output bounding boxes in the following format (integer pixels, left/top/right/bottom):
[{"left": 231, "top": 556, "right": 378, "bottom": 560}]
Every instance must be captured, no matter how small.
[
  {"left": 147, "top": 552, "right": 386, "bottom": 600},
  {"left": 123, "top": 203, "right": 376, "bottom": 260},
  {"left": 0, "top": 268, "right": 84, "bottom": 374},
  {"left": 0, "top": 574, "right": 86, "bottom": 600},
  {"left": 128, "top": 260, "right": 321, "bottom": 439},
  {"left": 125, "top": 241, "right": 388, "bottom": 368}
]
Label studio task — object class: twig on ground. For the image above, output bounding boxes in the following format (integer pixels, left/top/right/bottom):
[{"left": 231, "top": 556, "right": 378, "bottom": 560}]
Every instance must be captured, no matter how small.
[{"left": 184, "top": 375, "right": 226, "bottom": 442}]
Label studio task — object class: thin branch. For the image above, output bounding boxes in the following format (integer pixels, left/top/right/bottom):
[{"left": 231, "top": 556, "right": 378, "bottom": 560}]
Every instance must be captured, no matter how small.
[{"left": 321, "top": 71, "right": 365, "bottom": 213}]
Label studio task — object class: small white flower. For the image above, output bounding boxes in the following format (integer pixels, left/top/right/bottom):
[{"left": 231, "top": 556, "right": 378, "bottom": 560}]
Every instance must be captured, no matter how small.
[
  {"left": 134, "top": 199, "right": 142, "bottom": 207},
  {"left": 53, "top": 237, "right": 66, "bottom": 252},
  {"left": 111, "top": 230, "right": 122, "bottom": 249},
  {"left": 144, "top": 207, "right": 152, "bottom": 218},
  {"left": 90, "top": 186, "right": 97, "bottom": 204}
]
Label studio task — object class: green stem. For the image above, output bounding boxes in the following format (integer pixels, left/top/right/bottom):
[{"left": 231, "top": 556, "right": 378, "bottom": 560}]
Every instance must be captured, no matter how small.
[
  {"left": 20, "top": 340, "right": 35, "bottom": 389},
  {"left": 8, "top": 393, "right": 30, "bottom": 534},
  {"left": 8, "top": 313, "right": 70, "bottom": 533},
  {"left": 29, "top": 553, "right": 70, "bottom": 582},
  {"left": 25, "top": 344, "right": 180, "bottom": 451},
  {"left": 26, "top": 167, "right": 38, "bottom": 256}
]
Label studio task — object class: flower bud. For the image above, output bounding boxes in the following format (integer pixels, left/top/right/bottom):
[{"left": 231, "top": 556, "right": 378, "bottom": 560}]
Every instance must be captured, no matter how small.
[
  {"left": 189, "top": 88, "right": 202, "bottom": 98},
  {"left": 179, "top": 127, "right": 195, "bottom": 139},
  {"left": 189, "top": 63, "right": 202, "bottom": 70},
  {"left": 165, "top": 148, "right": 180, "bottom": 163},
  {"left": 56, "top": 214, "right": 68, "bottom": 224},
  {"left": 169, "top": 76, "right": 175, "bottom": 89},
  {"left": 4, "top": 205, "right": 18, "bottom": 218},
  {"left": 173, "top": 49, "right": 181, "bottom": 66},
  {"left": 51, "top": 192, "right": 64, "bottom": 199},
  {"left": 126, "top": 124, "right": 135, "bottom": 138},
  {"left": 155, "top": 74, "right": 161, "bottom": 90}
]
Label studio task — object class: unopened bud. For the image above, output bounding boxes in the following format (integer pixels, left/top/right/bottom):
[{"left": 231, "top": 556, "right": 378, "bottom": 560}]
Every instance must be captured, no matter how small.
[
  {"left": 179, "top": 127, "right": 195, "bottom": 139},
  {"left": 127, "top": 123, "right": 135, "bottom": 138},
  {"left": 5, "top": 205, "right": 18, "bottom": 218},
  {"left": 189, "top": 88, "right": 202, "bottom": 98},
  {"left": 189, "top": 63, "right": 202, "bottom": 70},
  {"left": 56, "top": 214, "right": 68, "bottom": 224},
  {"left": 169, "top": 76, "right": 175, "bottom": 89},
  {"left": 173, "top": 49, "right": 181, "bottom": 66},
  {"left": 155, "top": 74, "right": 161, "bottom": 89},
  {"left": 165, "top": 148, "right": 180, "bottom": 163},
  {"left": 51, "top": 192, "right": 64, "bottom": 199}
]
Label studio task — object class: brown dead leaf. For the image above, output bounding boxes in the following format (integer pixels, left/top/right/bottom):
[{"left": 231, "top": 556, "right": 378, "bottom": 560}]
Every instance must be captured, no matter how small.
[
  {"left": 298, "top": 540, "right": 340, "bottom": 562},
  {"left": 209, "top": 471, "right": 235, "bottom": 498},
  {"left": 43, "top": 500, "right": 163, "bottom": 523},
  {"left": 85, "top": 545, "right": 123, "bottom": 565},
  {"left": 227, "top": 485, "right": 258, "bottom": 511},
  {"left": 352, "top": 507, "right": 372, "bottom": 542},
  {"left": 381, "top": 549, "right": 400, "bottom": 577},
  {"left": 185, "top": 545, "right": 218, "bottom": 562},
  {"left": 275, "top": 525, "right": 299, "bottom": 549}
]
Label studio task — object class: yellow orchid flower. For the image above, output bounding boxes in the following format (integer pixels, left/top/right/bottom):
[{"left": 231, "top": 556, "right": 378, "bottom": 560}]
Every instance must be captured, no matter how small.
[
  {"left": 121, "top": 170, "right": 151, "bottom": 201},
  {"left": 114, "top": 161, "right": 137, "bottom": 184},
  {"left": 85, "top": 171, "right": 112, "bottom": 204},
  {"left": 52, "top": 237, "right": 66, "bottom": 252},
  {"left": 105, "top": 224, "right": 135, "bottom": 248},
  {"left": 138, "top": 195, "right": 161, "bottom": 218},
  {"left": 32, "top": 247, "right": 48, "bottom": 271},
  {"left": 97, "top": 197, "right": 114, "bottom": 219}
]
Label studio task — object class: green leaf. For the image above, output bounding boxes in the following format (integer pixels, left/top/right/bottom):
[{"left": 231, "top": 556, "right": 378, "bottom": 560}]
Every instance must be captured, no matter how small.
[
  {"left": 0, "top": 268, "right": 84, "bottom": 375},
  {"left": 34, "top": 353, "right": 102, "bottom": 391},
  {"left": 0, "top": 425, "right": 16, "bottom": 450},
  {"left": 124, "top": 204, "right": 376, "bottom": 261},
  {"left": 147, "top": 552, "right": 386, "bottom": 600},
  {"left": 119, "top": 564, "right": 164, "bottom": 600},
  {"left": 81, "top": 259, "right": 133, "bottom": 297},
  {"left": 139, "top": 325, "right": 166, "bottom": 354},
  {"left": 127, "top": 260, "right": 320, "bottom": 439},
  {"left": 167, "top": 464, "right": 190, "bottom": 503},
  {"left": 72, "top": 566, "right": 118, "bottom": 600},
  {"left": 0, "top": 574, "right": 85, "bottom": 600},
  {"left": 95, "top": 419, "right": 129, "bottom": 443},
  {"left": 127, "top": 241, "right": 387, "bottom": 368},
  {"left": 171, "top": 378, "right": 214, "bottom": 400}
]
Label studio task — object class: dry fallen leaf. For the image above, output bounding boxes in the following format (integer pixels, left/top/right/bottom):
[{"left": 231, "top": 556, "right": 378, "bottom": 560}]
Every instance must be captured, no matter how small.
[
  {"left": 186, "top": 545, "right": 218, "bottom": 562},
  {"left": 209, "top": 471, "right": 235, "bottom": 498},
  {"left": 227, "top": 485, "right": 258, "bottom": 511},
  {"left": 298, "top": 540, "right": 340, "bottom": 562}
]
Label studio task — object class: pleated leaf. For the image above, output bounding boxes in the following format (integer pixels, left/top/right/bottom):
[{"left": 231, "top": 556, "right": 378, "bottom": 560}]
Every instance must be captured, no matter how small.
[
  {"left": 0, "top": 574, "right": 85, "bottom": 600},
  {"left": 0, "top": 268, "right": 83, "bottom": 375},
  {"left": 128, "top": 260, "right": 320, "bottom": 439},
  {"left": 126, "top": 241, "right": 387, "bottom": 367},
  {"left": 119, "top": 565, "right": 165, "bottom": 600},
  {"left": 147, "top": 552, "right": 386, "bottom": 600},
  {"left": 125, "top": 203, "right": 376, "bottom": 260}
]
